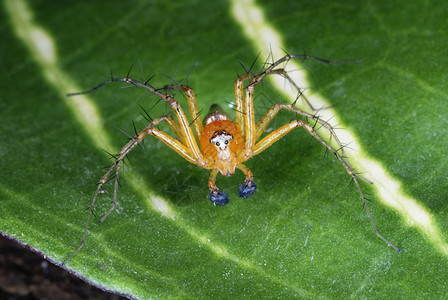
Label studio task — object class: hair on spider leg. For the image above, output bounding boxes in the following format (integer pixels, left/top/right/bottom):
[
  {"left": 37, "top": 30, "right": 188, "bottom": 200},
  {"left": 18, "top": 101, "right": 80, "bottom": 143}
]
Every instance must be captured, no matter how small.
[
  {"left": 337, "top": 141, "right": 357, "bottom": 155},
  {"left": 146, "top": 97, "right": 164, "bottom": 114},
  {"left": 95, "top": 184, "right": 110, "bottom": 200},
  {"left": 138, "top": 104, "right": 154, "bottom": 123},
  {"left": 361, "top": 187, "right": 376, "bottom": 203},
  {"left": 112, "top": 124, "right": 145, "bottom": 153},
  {"left": 320, "top": 142, "right": 348, "bottom": 161},
  {"left": 98, "top": 153, "right": 122, "bottom": 178},
  {"left": 312, "top": 114, "right": 336, "bottom": 133},
  {"left": 343, "top": 177, "right": 375, "bottom": 212},
  {"left": 110, "top": 171, "right": 124, "bottom": 187},
  {"left": 137, "top": 60, "right": 148, "bottom": 83},
  {"left": 257, "top": 89, "right": 277, "bottom": 109},
  {"left": 319, "top": 141, "right": 350, "bottom": 161},
  {"left": 123, "top": 152, "right": 133, "bottom": 168},
  {"left": 132, "top": 120, "right": 146, "bottom": 150},
  {"left": 104, "top": 167, "right": 119, "bottom": 183},
  {"left": 125, "top": 63, "right": 134, "bottom": 79},
  {"left": 180, "top": 61, "right": 198, "bottom": 87},
  {"left": 162, "top": 62, "right": 197, "bottom": 92},
  {"left": 279, "top": 46, "right": 297, "bottom": 60},
  {"left": 102, "top": 149, "right": 130, "bottom": 177},
  {"left": 291, "top": 88, "right": 308, "bottom": 107},
  {"left": 135, "top": 77, "right": 158, "bottom": 105},
  {"left": 288, "top": 48, "right": 361, "bottom": 65},
  {"left": 102, "top": 149, "right": 119, "bottom": 161},
  {"left": 301, "top": 104, "right": 329, "bottom": 124},
  {"left": 131, "top": 120, "right": 138, "bottom": 136},
  {"left": 288, "top": 51, "right": 318, "bottom": 73},
  {"left": 189, "top": 106, "right": 205, "bottom": 128},
  {"left": 86, "top": 205, "right": 99, "bottom": 222},
  {"left": 142, "top": 74, "right": 157, "bottom": 86},
  {"left": 161, "top": 65, "right": 181, "bottom": 92},
  {"left": 265, "top": 46, "right": 276, "bottom": 67},
  {"left": 227, "top": 101, "right": 244, "bottom": 117},
  {"left": 234, "top": 51, "right": 262, "bottom": 76},
  {"left": 265, "top": 48, "right": 291, "bottom": 70},
  {"left": 113, "top": 125, "right": 135, "bottom": 141},
  {"left": 351, "top": 170, "right": 373, "bottom": 185}
]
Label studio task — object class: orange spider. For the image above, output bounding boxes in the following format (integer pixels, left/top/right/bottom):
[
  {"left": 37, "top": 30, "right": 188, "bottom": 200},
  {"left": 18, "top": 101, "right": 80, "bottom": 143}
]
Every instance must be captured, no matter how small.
[{"left": 63, "top": 54, "right": 400, "bottom": 264}]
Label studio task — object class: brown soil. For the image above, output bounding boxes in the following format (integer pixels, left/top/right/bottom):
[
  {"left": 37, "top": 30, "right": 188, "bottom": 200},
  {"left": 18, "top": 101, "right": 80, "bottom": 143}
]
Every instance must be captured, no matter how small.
[{"left": 0, "top": 235, "right": 128, "bottom": 300}]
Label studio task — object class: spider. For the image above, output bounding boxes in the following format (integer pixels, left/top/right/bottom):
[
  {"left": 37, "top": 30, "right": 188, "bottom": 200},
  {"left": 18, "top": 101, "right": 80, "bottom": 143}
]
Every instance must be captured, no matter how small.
[{"left": 63, "top": 54, "right": 400, "bottom": 264}]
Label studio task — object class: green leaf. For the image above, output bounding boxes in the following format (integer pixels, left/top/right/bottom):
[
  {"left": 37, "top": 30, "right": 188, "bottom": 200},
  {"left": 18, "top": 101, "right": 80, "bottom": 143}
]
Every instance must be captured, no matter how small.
[{"left": 2, "top": 0, "right": 447, "bottom": 298}]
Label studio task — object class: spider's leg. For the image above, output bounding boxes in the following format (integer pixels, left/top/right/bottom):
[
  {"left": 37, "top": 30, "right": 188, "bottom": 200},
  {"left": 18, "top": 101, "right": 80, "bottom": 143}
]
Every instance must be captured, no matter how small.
[
  {"left": 238, "top": 55, "right": 313, "bottom": 158},
  {"left": 69, "top": 77, "right": 206, "bottom": 166},
  {"left": 63, "top": 126, "right": 150, "bottom": 265},
  {"left": 99, "top": 160, "right": 121, "bottom": 223},
  {"left": 291, "top": 121, "right": 400, "bottom": 253},
  {"left": 243, "top": 81, "right": 257, "bottom": 158},
  {"left": 234, "top": 73, "right": 254, "bottom": 139},
  {"left": 160, "top": 115, "right": 187, "bottom": 145},
  {"left": 258, "top": 53, "right": 356, "bottom": 76},
  {"left": 233, "top": 53, "right": 344, "bottom": 147},
  {"left": 252, "top": 119, "right": 305, "bottom": 156},
  {"left": 208, "top": 169, "right": 228, "bottom": 206},
  {"left": 62, "top": 158, "right": 122, "bottom": 265},
  {"left": 151, "top": 87, "right": 204, "bottom": 164},
  {"left": 269, "top": 69, "right": 315, "bottom": 111},
  {"left": 252, "top": 104, "right": 401, "bottom": 252},
  {"left": 236, "top": 163, "right": 257, "bottom": 199},
  {"left": 182, "top": 86, "right": 203, "bottom": 139},
  {"left": 164, "top": 85, "right": 204, "bottom": 140},
  {"left": 104, "top": 117, "right": 200, "bottom": 219},
  {"left": 254, "top": 103, "right": 368, "bottom": 183},
  {"left": 238, "top": 54, "right": 358, "bottom": 114},
  {"left": 255, "top": 103, "right": 310, "bottom": 141},
  {"left": 63, "top": 115, "right": 200, "bottom": 264}
]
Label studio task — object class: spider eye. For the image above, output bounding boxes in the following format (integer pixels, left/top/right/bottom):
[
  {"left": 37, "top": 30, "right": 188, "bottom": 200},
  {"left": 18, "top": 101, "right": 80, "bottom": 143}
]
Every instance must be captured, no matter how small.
[
  {"left": 224, "top": 140, "right": 228, "bottom": 145},
  {"left": 216, "top": 142, "right": 220, "bottom": 146}
]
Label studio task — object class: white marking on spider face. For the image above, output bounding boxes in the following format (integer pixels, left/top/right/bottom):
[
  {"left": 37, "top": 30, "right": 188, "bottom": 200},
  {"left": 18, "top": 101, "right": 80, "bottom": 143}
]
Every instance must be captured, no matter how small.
[{"left": 210, "top": 131, "right": 233, "bottom": 151}]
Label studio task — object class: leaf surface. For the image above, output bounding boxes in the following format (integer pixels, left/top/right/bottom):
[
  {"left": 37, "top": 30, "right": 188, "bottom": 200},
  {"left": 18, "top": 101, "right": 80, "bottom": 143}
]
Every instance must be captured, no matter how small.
[{"left": 1, "top": 0, "right": 447, "bottom": 298}]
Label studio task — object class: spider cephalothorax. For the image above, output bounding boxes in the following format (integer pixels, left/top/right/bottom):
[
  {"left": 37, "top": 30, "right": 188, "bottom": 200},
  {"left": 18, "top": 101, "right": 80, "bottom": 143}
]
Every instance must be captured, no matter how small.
[
  {"left": 63, "top": 54, "right": 400, "bottom": 264},
  {"left": 199, "top": 104, "right": 256, "bottom": 205}
]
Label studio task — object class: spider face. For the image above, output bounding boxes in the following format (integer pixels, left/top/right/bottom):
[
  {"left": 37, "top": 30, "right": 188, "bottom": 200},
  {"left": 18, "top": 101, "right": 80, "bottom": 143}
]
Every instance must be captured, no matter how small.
[
  {"left": 210, "top": 130, "right": 232, "bottom": 151},
  {"left": 200, "top": 118, "right": 244, "bottom": 178}
]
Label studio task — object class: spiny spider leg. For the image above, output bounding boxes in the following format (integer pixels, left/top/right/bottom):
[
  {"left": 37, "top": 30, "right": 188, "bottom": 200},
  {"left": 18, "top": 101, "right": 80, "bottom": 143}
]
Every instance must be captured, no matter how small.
[
  {"left": 235, "top": 163, "right": 257, "bottom": 198},
  {"left": 62, "top": 159, "right": 122, "bottom": 265},
  {"left": 63, "top": 113, "right": 195, "bottom": 264},
  {"left": 68, "top": 78, "right": 206, "bottom": 165},
  {"left": 207, "top": 169, "right": 228, "bottom": 206},
  {"left": 253, "top": 113, "right": 400, "bottom": 252},
  {"left": 231, "top": 55, "right": 340, "bottom": 202},
  {"left": 235, "top": 54, "right": 350, "bottom": 152},
  {"left": 240, "top": 55, "right": 400, "bottom": 252},
  {"left": 162, "top": 85, "right": 203, "bottom": 139},
  {"left": 64, "top": 78, "right": 209, "bottom": 264},
  {"left": 236, "top": 54, "right": 360, "bottom": 112}
]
